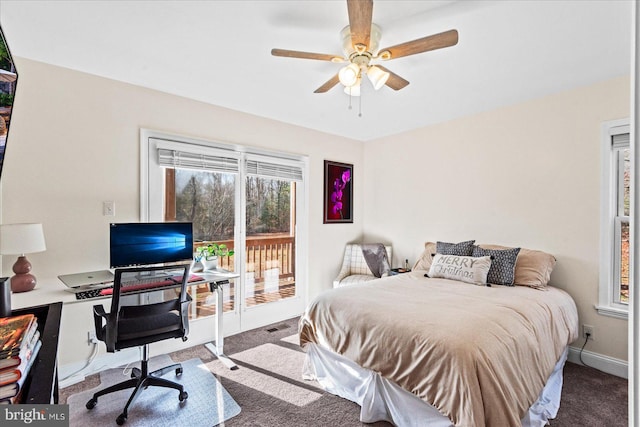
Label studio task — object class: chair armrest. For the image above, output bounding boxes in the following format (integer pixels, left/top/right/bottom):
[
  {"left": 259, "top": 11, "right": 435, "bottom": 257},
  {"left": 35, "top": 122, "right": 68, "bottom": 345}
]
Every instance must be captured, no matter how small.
[
  {"left": 92, "top": 305, "right": 107, "bottom": 340},
  {"left": 333, "top": 265, "right": 352, "bottom": 287},
  {"left": 93, "top": 304, "right": 117, "bottom": 352},
  {"left": 334, "top": 246, "right": 356, "bottom": 287},
  {"left": 179, "top": 294, "right": 192, "bottom": 339}
]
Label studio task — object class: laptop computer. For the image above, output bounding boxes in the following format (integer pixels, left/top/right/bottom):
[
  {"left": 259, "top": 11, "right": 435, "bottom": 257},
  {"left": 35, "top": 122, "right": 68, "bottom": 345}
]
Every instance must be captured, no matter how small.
[{"left": 58, "top": 270, "right": 114, "bottom": 292}]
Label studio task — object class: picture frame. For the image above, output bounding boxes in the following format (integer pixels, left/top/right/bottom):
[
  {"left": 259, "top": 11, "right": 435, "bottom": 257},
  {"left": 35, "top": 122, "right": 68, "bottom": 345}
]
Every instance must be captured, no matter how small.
[
  {"left": 0, "top": 26, "right": 18, "bottom": 183},
  {"left": 323, "top": 160, "right": 353, "bottom": 224}
]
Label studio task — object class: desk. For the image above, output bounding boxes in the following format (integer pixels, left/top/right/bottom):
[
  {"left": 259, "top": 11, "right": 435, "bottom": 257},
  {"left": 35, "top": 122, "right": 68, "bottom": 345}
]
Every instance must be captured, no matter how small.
[
  {"left": 11, "top": 270, "right": 239, "bottom": 376},
  {"left": 79, "top": 269, "right": 241, "bottom": 370},
  {"left": 11, "top": 302, "right": 62, "bottom": 404}
]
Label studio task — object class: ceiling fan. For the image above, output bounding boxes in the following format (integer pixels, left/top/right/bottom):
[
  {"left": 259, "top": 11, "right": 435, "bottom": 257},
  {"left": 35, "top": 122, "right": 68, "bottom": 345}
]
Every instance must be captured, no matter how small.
[{"left": 271, "top": 0, "right": 459, "bottom": 96}]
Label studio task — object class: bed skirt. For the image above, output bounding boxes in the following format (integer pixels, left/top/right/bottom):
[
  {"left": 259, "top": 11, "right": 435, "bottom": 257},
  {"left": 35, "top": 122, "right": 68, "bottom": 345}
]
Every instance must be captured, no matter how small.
[{"left": 303, "top": 343, "right": 569, "bottom": 427}]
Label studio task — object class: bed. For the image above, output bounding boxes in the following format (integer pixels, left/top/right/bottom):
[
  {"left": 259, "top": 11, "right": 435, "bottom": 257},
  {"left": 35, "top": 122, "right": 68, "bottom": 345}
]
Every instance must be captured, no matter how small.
[{"left": 299, "top": 242, "right": 579, "bottom": 427}]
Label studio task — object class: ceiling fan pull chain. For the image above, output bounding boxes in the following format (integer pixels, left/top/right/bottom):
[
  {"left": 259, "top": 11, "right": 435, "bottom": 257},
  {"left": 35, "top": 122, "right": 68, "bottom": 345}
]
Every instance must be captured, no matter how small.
[
  {"left": 358, "top": 91, "right": 362, "bottom": 117},
  {"left": 348, "top": 90, "right": 353, "bottom": 110}
]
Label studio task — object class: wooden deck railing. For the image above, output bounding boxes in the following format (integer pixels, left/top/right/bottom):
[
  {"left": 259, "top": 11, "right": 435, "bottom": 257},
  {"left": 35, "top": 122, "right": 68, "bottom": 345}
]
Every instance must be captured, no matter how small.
[{"left": 194, "top": 234, "right": 295, "bottom": 283}]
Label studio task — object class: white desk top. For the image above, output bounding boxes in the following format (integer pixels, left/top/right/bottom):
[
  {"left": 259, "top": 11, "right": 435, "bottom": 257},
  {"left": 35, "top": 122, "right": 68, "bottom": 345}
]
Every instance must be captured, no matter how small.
[{"left": 11, "top": 269, "right": 240, "bottom": 310}]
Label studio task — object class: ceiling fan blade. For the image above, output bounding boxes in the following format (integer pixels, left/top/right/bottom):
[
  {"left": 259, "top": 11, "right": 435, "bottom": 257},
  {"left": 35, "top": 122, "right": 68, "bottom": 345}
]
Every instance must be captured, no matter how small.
[
  {"left": 347, "top": 0, "right": 373, "bottom": 51},
  {"left": 378, "top": 29, "right": 458, "bottom": 60},
  {"left": 376, "top": 66, "right": 409, "bottom": 90},
  {"left": 314, "top": 74, "right": 341, "bottom": 93},
  {"left": 271, "top": 48, "right": 343, "bottom": 62}
]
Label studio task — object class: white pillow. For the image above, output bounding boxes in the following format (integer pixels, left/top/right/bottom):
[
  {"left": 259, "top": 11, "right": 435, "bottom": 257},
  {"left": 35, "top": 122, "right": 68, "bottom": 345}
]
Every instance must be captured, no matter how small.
[{"left": 428, "top": 254, "right": 492, "bottom": 286}]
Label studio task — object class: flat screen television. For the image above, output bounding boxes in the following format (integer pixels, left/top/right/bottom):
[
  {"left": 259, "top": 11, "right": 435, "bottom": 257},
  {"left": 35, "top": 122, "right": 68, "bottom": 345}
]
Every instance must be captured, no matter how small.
[
  {"left": 110, "top": 222, "right": 194, "bottom": 269},
  {"left": 0, "top": 26, "right": 18, "bottom": 182}
]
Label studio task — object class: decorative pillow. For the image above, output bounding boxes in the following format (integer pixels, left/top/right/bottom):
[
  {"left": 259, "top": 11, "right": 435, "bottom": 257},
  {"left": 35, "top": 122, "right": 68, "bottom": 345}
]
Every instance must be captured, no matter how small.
[
  {"left": 428, "top": 254, "right": 492, "bottom": 286},
  {"left": 436, "top": 240, "right": 475, "bottom": 256},
  {"left": 412, "top": 242, "right": 437, "bottom": 271},
  {"left": 471, "top": 246, "right": 521, "bottom": 286},
  {"left": 477, "top": 244, "right": 556, "bottom": 288}
]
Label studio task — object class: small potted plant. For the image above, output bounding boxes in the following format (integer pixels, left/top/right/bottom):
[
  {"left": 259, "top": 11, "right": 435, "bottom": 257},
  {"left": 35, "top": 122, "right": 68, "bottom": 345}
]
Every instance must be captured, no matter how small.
[{"left": 196, "top": 243, "right": 234, "bottom": 271}]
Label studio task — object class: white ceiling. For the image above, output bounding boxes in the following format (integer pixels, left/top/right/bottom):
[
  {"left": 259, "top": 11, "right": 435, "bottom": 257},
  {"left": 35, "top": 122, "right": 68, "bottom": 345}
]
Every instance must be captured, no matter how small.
[{"left": 0, "top": 0, "right": 632, "bottom": 141}]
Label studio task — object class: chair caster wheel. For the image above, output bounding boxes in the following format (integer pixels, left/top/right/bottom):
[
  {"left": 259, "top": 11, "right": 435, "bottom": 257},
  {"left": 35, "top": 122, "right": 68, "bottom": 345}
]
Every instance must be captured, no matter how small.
[
  {"left": 116, "top": 413, "right": 127, "bottom": 425},
  {"left": 176, "top": 367, "right": 183, "bottom": 375},
  {"left": 179, "top": 390, "right": 188, "bottom": 402},
  {"left": 85, "top": 398, "right": 97, "bottom": 410}
]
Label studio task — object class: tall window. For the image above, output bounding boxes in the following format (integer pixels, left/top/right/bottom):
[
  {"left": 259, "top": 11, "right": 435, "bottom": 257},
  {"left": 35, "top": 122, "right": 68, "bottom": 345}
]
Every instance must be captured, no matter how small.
[
  {"left": 598, "top": 119, "right": 630, "bottom": 319},
  {"left": 613, "top": 141, "right": 630, "bottom": 304}
]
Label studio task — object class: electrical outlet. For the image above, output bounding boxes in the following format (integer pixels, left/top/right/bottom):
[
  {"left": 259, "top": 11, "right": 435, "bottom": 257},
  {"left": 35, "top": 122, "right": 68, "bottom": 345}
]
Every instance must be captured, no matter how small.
[
  {"left": 87, "top": 331, "right": 98, "bottom": 345},
  {"left": 582, "top": 324, "right": 594, "bottom": 341}
]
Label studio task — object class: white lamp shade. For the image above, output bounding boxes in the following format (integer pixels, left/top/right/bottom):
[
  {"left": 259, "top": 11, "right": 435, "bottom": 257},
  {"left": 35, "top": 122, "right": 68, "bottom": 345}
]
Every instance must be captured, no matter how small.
[
  {"left": 343, "top": 81, "right": 361, "bottom": 97},
  {"left": 0, "top": 223, "right": 46, "bottom": 255},
  {"left": 338, "top": 63, "right": 360, "bottom": 87},
  {"left": 367, "top": 65, "right": 390, "bottom": 90}
]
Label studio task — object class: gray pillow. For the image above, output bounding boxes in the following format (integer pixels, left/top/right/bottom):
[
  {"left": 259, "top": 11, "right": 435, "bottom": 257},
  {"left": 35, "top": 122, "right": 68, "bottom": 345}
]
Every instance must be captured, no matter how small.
[
  {"left": 472, "top": 246, "right": 521, "bottom": 286},
  {"left": 436, "top": 240, "right": 476, "bottom": 256}
]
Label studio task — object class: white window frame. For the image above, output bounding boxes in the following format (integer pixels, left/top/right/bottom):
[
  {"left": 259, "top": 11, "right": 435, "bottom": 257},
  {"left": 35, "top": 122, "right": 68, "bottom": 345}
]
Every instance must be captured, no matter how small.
[
  {"left": 140, "top": 128, "right": 309, "bottom": 332},
  {"left": 598, "top": 118, "right": 630, "bottom": 319}
]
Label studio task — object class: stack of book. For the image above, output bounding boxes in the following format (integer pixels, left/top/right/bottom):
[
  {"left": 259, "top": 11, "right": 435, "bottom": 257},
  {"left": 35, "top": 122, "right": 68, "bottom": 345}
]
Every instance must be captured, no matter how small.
[{"left": 0, "top": 314, "right": 42, "bottom": 404}]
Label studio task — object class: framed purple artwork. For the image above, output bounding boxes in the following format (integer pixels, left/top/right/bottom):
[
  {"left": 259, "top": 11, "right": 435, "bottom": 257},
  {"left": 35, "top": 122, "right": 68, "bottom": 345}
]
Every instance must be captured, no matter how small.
[{"left": 323, "top": 160, "right": 353, "bottom": 224}]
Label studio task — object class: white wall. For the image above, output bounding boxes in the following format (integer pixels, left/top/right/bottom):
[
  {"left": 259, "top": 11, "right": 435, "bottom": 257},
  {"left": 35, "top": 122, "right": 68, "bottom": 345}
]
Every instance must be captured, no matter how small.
[
  {"left": 362, "top": 75, "right": 630, "bottom": 362},
  {"left": 1, "top": 58, "right": 365, "bottom": 298},
  {"left": 2, "top": 57, "right": 631, "bottom": 368},
  {"left": 1, "top": 58, "right": 365, "bottom": 365}
]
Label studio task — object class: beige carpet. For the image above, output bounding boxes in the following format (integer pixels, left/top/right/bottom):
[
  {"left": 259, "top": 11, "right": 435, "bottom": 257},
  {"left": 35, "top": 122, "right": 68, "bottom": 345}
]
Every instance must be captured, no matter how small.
[{"left": 61, "top": 317, "right": 627, "bottom": 427}]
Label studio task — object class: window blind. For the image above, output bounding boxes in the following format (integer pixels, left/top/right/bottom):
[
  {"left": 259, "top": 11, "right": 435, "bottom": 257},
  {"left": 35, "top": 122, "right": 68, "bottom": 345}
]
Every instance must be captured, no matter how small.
[
  {"left": 246, "top": 159, "right": 303, "bottom": 182},
  {"left": 612, "top": 133, "right": 630, "bottom": 148},
  {"left": 157, "top": 148, "right": 239, "bottom": 174}
]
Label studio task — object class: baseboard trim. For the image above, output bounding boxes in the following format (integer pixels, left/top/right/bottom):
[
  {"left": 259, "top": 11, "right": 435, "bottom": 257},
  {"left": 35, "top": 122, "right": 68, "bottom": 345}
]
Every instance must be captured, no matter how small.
[
  {"left": 567, "top": 346, "right": 628, "bottom": 379},
  {"left": 61, "top": 345, "right": 628, "bottom": 388},
  {"left": 59, "top": 348, "right": 139, "bottom": 388}
]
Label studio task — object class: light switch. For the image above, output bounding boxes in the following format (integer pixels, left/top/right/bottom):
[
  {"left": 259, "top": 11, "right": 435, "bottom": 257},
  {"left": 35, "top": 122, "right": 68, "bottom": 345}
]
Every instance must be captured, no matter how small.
[{"left": 103, "top": 201, "right": 115, "bottom": 216}]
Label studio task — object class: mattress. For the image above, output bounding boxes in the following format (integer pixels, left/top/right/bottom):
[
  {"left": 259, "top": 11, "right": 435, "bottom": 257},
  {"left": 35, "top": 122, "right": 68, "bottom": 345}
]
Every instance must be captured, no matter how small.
[{"left": 299, "top": 272, "right": 579, "bottom": 426}]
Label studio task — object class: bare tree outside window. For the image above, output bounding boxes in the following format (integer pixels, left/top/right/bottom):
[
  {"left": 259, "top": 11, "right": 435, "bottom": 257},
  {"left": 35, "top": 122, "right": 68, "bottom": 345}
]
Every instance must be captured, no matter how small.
[
  {"left": 173, "top": 170, "right": 236, "bottom": 241},
  {"left": 246, "top": 176, "right": 291, "bottom": 236}
]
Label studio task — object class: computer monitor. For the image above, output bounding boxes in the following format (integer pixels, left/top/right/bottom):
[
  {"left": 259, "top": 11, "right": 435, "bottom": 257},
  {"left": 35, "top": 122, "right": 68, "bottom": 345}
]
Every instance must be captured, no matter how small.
[{"left": 110, "top": 222, "right": 194, "bottom": 269}]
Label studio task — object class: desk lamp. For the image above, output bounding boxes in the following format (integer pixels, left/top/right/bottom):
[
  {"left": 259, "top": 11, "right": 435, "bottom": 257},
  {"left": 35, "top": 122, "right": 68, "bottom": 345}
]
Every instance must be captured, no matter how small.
[{"left": 0, "top": 223, "right": 46, "bottom": 293}]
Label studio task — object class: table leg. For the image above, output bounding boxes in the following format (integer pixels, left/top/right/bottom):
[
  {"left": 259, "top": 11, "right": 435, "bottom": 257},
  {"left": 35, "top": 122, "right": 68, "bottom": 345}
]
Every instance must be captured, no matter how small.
[{"left": 204, "top": 280, "right": 238, "bottom": 370}]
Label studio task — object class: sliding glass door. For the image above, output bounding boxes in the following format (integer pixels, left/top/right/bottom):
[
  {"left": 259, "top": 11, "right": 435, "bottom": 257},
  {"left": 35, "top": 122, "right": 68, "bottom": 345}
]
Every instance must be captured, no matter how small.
[
  {"left": 240, "top": 156, "right": 305, "bottom": 329},
  {"left": 244, "top": 177, "right": 296, "bottom": 309},
  {"left": 143, "top": 132, "right": 307, "bottom": 335},
  {"left": 166, "top": 167, "right": 237, "bottom": 319}
]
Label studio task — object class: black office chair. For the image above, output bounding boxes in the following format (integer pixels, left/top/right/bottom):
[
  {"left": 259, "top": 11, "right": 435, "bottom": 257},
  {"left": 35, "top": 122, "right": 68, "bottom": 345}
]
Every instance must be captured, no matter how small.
[{"left": 85, "top": 264, "right": 192, "bottom": 425}]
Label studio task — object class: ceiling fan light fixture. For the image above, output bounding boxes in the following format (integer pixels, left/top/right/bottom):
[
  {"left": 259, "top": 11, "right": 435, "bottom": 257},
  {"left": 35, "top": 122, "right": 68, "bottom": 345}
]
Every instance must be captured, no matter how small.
[
  {"left": 344, "top": 79, "right": 361, "bottom": 97},
  {"left": 272, "top": 1, "right": 458, "bottom": 97},
  {"left": 367, "top": 65, "right": 390, "bottom": 90},
  {"left": 338, "top": 63, "right": 360, "bottom": 87}
]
